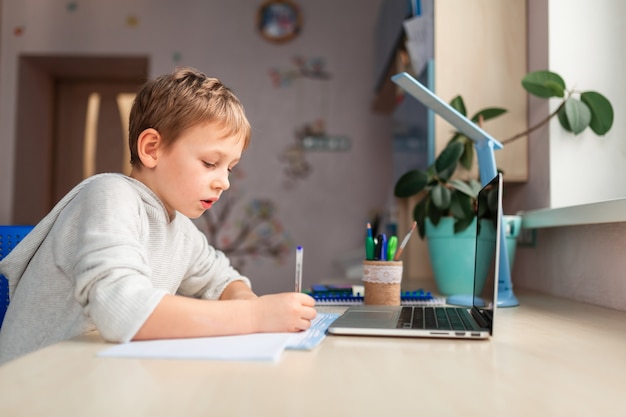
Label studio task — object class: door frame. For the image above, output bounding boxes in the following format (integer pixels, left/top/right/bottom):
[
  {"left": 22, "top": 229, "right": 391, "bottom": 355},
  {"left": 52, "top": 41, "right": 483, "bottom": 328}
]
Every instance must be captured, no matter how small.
[{"left": 12, "top": 55, "right": 148, "bottom": 224}]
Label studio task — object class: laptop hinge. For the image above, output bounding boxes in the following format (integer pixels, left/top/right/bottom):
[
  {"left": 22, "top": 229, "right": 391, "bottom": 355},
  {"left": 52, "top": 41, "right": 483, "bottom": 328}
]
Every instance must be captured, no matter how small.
[{"left": 470, "top": 307, "right": 490, "bottom": 329}]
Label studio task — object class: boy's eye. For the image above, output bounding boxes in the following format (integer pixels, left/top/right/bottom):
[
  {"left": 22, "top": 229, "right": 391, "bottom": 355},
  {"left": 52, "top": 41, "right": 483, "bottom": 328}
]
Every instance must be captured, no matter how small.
[{"left": 203, "top": 161, "right": 216, "bottom": 168}]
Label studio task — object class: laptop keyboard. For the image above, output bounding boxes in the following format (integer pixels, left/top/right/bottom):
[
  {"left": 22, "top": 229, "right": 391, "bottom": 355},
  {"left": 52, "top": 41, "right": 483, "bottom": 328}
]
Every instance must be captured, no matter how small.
[{"left": 396, "top": 307, "right": 479, "bottom": 331}]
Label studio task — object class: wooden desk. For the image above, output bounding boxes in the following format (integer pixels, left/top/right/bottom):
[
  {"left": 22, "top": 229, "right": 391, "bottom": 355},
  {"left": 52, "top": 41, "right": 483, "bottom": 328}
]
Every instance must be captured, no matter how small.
[{"left": 0, "top": 292, "right": 624, "bottom": 417}]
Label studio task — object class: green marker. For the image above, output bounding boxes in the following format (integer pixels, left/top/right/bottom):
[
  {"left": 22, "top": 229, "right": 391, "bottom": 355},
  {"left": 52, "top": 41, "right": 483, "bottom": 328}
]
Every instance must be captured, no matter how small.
[
  {"left": 387, "top": 235, "right": 398, "bottom": 261},
  {"left": 365, "top": 222, "right": 375, "bottom": 260}
]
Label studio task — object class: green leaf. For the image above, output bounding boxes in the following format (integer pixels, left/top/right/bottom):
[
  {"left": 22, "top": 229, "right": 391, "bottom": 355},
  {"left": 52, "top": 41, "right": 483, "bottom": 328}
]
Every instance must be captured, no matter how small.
[
  {"left": 448, "top": 179, "right": 477, "bottom": 197},
  {"left": 470, "top": 107, "right": 508, "bottom": 123},
  {"left": 454, "top": 215, "right": 476, "bottom": 234},
  {"left": 522, "top": 70, "right": 566, "bottom": 98},
  {"left": 563, "top": 98, "right": 592, "bottom": 135},
  {"left": 449, "top": 194, "right": 465, "bottom": 219},
  {"left": 450, "top": 95, "right": 467, "bottom": 116},
  {"left": 557, "top": 105, "right": 572, "bottom": 132},
  {"left": 431, "top": 184, "right": 452, "bottom": 210},
  {"left": 447, "top": 134, "right": 473, "bottom": 170},
  {"left": 435, "top": 141, "right": 464, "bottom": 181},
  {"left": 469, "top": 179, "right": 482, "bottom": 195},
  {"left": 460, "top": 139, "right": 474, "bottom": 170},
  {"left": 447, "top": 132, "right": 464, "bottom": 146},
  {"left": 426, "top": 164, "right": 437, "bottom": 178},
  {"left": 422, "top": 196, "right": 442, "bottom": 233},
  {"left": 413, "top": 198, "right": 427, "bottom": 239},
  {"left": 581, "top": 91, "right": 614, "bottom": 135},
  {"left": 394, "top": 169, "right": 428, "bottom": 198},
  {"left": 449, "top": 191, "right": 474, "bottom": 220},
  {"left": 428, "top": 204, "right": 442, "bottom": 227}
]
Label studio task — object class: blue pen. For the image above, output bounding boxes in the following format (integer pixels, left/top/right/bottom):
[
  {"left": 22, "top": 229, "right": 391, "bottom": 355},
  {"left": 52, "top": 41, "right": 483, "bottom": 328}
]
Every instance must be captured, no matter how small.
[{"left": 381, "top": 234, "right": 388, "bottom": 261}]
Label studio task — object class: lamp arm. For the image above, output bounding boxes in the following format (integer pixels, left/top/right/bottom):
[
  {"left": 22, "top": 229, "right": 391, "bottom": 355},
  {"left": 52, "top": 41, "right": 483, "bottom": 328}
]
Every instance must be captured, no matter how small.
[{"left": 474, "top": 139, "right": 498, "bottom": 186}]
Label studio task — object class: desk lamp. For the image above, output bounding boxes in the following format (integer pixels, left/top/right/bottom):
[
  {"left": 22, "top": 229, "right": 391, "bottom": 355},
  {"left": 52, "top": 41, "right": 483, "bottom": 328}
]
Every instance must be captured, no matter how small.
[{"left": 391, "top": 71, "right": 519, "bottom": 307}]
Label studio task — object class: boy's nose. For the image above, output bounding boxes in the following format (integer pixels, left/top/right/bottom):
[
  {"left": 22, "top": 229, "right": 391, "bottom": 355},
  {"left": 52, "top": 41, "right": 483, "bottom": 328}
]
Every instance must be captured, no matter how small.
[{"left": 213, "top": 171, "right": 230, "bottom": 191}]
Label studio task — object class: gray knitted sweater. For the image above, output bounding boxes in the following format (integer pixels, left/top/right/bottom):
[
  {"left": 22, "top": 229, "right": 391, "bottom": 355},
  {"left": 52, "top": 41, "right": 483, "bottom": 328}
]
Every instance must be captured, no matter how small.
[{"left": 0, "top": 173, "right": 250, "bottom": 364}]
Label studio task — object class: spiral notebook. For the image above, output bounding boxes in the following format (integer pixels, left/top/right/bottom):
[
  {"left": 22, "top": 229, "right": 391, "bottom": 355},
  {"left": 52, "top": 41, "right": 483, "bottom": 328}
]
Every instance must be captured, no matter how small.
[
  {"left": 308, "top": 285, "right": 445, "bottom": 306},
  {"left": 328, "top": 174, "right": 502, "bottom": 340}
]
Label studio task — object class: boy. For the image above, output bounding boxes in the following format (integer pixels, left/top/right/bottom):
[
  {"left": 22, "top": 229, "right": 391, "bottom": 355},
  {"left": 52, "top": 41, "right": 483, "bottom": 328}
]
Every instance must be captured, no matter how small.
[{"left": 0, "top": 67, "right": 316, "bottom": 364}]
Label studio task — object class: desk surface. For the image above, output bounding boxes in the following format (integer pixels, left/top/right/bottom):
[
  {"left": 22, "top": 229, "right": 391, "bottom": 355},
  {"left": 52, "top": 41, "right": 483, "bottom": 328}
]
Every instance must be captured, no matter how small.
[{"left": 1, "top": 292, "right": 625, "bottom": 417}]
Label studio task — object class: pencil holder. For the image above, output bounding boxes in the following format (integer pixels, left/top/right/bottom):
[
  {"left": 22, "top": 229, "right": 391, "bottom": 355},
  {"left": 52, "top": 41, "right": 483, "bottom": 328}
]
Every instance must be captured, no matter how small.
[{"left": 362, "top": 260, "right": 403, "bottom": 306}]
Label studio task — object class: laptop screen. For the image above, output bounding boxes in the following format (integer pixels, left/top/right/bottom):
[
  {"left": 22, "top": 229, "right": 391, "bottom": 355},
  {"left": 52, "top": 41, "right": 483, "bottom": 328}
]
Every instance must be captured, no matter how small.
[{"left": 472, "top": 173, "right": 502, "bottom": 330}]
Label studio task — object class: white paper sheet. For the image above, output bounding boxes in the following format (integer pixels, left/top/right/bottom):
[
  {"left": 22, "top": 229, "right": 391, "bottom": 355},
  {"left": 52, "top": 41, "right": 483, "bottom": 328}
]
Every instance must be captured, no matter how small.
[{"left": 97, "top": 332, "right": 292, "bottom": 362}]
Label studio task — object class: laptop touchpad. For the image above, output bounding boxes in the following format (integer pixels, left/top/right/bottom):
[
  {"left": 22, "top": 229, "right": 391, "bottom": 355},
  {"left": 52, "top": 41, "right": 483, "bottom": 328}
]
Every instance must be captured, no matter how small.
[{"left": 343, "top": 310, "right": 397, "bottom": 327}]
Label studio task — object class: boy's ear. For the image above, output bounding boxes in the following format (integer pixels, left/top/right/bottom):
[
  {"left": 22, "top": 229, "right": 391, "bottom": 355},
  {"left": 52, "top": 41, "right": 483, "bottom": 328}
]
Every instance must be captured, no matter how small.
[{"left": 136, "top": 128, "right": 162, "bottom": 168}]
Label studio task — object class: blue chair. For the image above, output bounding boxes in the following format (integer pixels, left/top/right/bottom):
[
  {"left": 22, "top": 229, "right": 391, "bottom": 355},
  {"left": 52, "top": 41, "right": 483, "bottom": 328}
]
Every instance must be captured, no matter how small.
[{"left": 0, "top": 225, "right": 34, "bottom": 329}]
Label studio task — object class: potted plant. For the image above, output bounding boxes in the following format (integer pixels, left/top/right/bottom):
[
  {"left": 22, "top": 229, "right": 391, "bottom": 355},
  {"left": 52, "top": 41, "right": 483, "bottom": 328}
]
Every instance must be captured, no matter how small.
[
  {"left": 394, "top": 139, "right": 486, "bottom": 296},
  {"left": 394, "top": 70, "right": 614, "bottom": 296}
]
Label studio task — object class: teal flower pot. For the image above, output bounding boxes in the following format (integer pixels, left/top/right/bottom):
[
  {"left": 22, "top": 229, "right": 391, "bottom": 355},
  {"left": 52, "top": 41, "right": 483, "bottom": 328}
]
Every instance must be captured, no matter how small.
[
  {"left": 426, "top": 216, "right": 520, "bottom": 296},
  {"left": 426, "top": 217, "right": 495, "bottom": 296}
]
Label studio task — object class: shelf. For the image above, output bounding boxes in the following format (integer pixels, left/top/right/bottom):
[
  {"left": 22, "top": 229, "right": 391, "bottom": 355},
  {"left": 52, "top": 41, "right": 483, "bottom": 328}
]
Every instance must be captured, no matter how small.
[{"left": 519, "top": 198, "right": 626, "bottom": 229}]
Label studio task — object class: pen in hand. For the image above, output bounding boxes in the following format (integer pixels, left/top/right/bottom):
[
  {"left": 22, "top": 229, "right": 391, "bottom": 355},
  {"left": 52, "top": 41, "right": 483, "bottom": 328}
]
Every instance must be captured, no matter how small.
[{"left": 295, "top": 246, "right": 303, "bottom": 293}]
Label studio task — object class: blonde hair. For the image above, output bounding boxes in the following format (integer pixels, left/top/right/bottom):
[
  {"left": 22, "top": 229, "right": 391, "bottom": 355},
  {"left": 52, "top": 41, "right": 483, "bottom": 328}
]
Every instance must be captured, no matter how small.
[{"left": 129, "top": 67, "right": 251, "bottom": 167}]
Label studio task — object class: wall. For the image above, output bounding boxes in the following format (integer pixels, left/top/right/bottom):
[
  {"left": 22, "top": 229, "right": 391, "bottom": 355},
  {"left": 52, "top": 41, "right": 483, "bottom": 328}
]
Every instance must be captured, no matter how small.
[
  {"left": 548, "top": 0, "right": 626, "bottom": 208},
  {"left": 502, "top": 0, "right": 625, "bottom": 214},
  {"left": 0, "top": 0, "right": 392, "bottom": 295},
  {"left": 511, "top": 0, "right": 626, "bottom": 311},
  {"left": 514, "top": 222, "right": 626, "bottom": 312},
  {"left": 434, "top": 0, "right": 528, "bottom": 183},
  {"left": 503, "top": 0, "right": 550, "bottom": 214}
]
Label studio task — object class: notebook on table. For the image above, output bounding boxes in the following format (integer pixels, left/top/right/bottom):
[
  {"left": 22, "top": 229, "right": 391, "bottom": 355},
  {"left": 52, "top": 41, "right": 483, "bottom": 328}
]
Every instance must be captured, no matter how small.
[{"left": 327, "top": 173, "right": 502, "bottom": 340}]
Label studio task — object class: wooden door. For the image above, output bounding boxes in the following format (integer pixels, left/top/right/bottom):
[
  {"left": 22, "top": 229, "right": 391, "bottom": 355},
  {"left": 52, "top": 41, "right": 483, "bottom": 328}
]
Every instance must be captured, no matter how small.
[
  {"left": 11, "top": 55, "right": 147, "bottom": 225},
  {"left": 52, "top": 81, "right": 137, "bottom": 204}
]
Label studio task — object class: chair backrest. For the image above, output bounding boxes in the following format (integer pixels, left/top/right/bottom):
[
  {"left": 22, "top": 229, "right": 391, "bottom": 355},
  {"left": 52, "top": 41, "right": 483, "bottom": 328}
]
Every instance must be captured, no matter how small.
[{"left": 0, "top": 225, "right": 34, "bottom": 329}]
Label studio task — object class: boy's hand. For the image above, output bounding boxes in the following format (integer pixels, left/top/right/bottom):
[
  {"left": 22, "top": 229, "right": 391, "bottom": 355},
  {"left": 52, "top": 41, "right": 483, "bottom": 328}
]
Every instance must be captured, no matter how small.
[{"left": 253, "top": 293, "right": 317, "bottom": 333}]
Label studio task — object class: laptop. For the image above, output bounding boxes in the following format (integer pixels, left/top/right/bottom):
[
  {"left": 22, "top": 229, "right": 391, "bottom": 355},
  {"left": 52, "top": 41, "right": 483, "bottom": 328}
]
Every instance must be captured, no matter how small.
[{"left": 327, "top": 173, "right": 502, "bottom": 339}]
